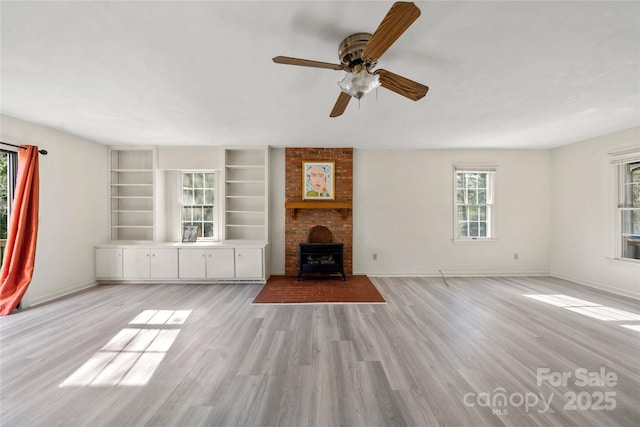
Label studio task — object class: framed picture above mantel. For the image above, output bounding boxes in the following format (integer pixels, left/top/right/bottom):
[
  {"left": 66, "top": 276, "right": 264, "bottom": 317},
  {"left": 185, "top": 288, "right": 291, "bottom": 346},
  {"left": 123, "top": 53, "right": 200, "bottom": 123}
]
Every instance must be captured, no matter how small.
[{"left": 303, "top": 161, "right": 335, "bottom": 200}]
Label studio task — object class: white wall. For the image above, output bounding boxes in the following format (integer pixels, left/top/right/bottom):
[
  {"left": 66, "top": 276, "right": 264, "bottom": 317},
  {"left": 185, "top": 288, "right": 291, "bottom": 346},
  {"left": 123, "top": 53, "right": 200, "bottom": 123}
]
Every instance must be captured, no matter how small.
[
  {"left": 1, "top": 115, "right": 109, "bottom": 307},
  {"left": 268, "top": 148, "right": 552, "bottom": 276},
  {"left": 353, "top": 149, "right": 551, "bottom": 276},
  {"left": 550, "top": 127, "right": 640, "bottom": 298}
]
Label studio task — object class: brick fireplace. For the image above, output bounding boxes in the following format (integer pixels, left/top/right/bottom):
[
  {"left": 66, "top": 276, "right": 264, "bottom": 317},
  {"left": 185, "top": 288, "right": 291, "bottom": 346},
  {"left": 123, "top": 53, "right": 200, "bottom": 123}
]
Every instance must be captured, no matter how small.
[{"left": 285, "top": 148, "right": 353, "bottom": 276}]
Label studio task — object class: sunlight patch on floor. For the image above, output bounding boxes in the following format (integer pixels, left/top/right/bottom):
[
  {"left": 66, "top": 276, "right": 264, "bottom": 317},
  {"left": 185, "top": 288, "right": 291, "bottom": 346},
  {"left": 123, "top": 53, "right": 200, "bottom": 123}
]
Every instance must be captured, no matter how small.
[
  {"left": 59, "top": 310, "right": 190, "bottom": 387},
  {"left": 524, "top": 294, "right": 640, "bottom": 327},
  {"left": 523, "top": 294, "right": 600, "bottom": 307}
]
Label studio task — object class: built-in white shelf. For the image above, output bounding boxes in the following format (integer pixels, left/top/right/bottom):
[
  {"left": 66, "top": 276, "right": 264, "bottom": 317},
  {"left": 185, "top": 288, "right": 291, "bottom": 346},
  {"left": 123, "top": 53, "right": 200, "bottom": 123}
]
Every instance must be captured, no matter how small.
[
  {"left": 110, "top": 148, "right": 155, "bottom": 242},
  {"left": 224, "top": 147, "right": 269, "bottom": 241}
]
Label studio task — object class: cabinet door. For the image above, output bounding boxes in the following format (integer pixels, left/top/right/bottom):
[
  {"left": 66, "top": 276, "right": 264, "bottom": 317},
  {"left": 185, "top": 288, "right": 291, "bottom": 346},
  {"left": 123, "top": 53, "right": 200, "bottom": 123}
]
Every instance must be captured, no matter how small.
[
  {"left": 150, "top": 248, "right": 179, "bottom": 278},
  {"left": 178, "top": 249, "right": 206, "bottom": 278},
  {"left": 235, "top": 248, "right": 263, "bottom": 279},
  {"left": 96, "top": 248, "right": 123, "bottom": 278},
  {"left": 206, "top": 248, "right": 235, "bottom": 278},
  {"left": 123, "top": 248, "right": 151, "bottom": 278}
]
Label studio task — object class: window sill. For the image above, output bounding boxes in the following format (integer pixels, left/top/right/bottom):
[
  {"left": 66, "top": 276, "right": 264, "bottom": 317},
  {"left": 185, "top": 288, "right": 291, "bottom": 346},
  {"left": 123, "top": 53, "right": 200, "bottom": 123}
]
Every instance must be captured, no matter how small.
[
  {"left": 453, "top": 238, "right": 498, "bottom": 244},
  {"left": 606, "top": 256, "right": 640, "bottom": 265},
  {"left": 180, "top": 239, "right": 221, "bottom": 245}
]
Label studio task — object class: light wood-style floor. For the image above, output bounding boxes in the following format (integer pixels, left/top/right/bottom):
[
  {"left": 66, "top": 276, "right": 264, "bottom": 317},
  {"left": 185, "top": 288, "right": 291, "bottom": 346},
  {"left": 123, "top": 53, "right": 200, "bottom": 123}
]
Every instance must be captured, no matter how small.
[{"left": 1, "top": 276, "right": 639, "bottom": 427}]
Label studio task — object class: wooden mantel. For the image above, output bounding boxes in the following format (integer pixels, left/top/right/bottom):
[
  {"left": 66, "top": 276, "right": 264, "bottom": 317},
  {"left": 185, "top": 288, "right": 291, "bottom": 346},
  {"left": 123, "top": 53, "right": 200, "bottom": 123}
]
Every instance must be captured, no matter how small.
[{"left": 285, "top": 201, "right": 353, "bottom": 219}]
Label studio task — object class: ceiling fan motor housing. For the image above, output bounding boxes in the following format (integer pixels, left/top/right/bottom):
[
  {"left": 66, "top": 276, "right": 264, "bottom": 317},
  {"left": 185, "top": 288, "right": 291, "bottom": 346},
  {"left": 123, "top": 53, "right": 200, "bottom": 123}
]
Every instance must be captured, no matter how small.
[{"left": 339, "top": 33, "right": 377, "bottom": 72}]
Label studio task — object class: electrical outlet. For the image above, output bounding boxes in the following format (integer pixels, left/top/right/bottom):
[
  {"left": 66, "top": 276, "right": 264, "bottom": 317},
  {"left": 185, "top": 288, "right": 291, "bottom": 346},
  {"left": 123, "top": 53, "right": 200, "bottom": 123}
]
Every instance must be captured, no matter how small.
[{"left": 372, "top": 253, "right": 378, "bottom": 261}]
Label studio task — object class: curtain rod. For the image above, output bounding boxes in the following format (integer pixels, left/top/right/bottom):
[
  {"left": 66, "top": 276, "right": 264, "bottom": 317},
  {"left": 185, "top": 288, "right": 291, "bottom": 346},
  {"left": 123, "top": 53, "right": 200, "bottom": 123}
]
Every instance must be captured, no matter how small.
[{"left": 0, "top": 141, "right": 48, "bottom": 155}]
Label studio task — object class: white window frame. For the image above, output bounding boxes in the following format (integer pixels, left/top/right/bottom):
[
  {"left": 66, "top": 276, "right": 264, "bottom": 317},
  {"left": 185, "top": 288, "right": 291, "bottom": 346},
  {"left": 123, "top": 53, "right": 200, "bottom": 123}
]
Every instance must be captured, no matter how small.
[
  {"left": 179, "top": 171, "right": 220, "bottom": 241},
  {"left": 610, "top": 148, "right": 640, "bottom": 262},
  {"left": 0, "top": 148, "right": 18, "bottom": 240},
  {"left": 453, "top": 165, "right": 497, "bottom": 242}
]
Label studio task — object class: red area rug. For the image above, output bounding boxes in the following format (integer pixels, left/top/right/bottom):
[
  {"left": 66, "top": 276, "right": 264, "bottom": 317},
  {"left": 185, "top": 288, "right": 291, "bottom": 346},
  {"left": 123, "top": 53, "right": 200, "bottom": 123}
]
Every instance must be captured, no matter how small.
[{"left": 252, "top": 275, "right": 386, "bottom": 304}]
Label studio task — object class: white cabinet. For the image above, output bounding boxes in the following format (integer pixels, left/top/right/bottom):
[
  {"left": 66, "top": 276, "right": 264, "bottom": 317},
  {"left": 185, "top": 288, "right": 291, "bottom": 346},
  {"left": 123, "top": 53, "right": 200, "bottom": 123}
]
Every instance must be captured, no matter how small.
[
  {"left": 150, "top": 249, "right": 179, "bottom": 278},
  {"left": 178, "top": 249, "right": 207, "bottom": 279},
  {"left": 122, "top": 248, "right": 149, "bottom": 278},
  {"left": 96, "top": 248, "right": 123, "bottom": 278},
  {"left": 178, "top": 248, "right": 235, "bottom": 279},
  {"left": 110, "top": 148, "right": 155, "bottom": 242},
  {"left": 224, "top": 147, "right": 269, "bottom": 241},
  {"left": 206, "top": 248, "right": 235, "bottom": 278},
  {"left": 123, "top": 248, "right": 178, "bottom": 279},
  {"left": 97, "top": 243, "right": 267, "bottom": 283},
  {"left": 235, "top": 248, "right": 263, "bottom": 278}
]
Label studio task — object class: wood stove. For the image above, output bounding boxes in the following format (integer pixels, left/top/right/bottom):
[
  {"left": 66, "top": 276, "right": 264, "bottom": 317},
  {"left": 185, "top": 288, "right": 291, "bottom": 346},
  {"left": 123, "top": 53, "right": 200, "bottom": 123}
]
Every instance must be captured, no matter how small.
[
  {"left": 298, "top": 243, "right": 346, "bottom": 281},
  {"left": 297, "top": 225, "right": 346, "bottom": 281}
]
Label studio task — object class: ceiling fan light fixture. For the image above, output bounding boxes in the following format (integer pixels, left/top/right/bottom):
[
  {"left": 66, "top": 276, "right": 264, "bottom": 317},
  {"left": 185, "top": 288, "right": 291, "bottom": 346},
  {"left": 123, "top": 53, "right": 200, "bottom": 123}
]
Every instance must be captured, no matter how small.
[{"left": 338, "top": 70, "right": 381, "bottom": 99}]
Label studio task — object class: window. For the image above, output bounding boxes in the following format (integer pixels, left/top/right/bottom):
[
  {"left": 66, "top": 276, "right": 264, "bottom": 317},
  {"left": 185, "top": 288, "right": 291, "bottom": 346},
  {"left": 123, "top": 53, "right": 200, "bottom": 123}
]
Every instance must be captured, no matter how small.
[
  {"left": 0, "top": 150, "right": 18, "bottom": 263},
  {"left": 616, "top": 156, "right": 640, "bottom": 260},
  {"left": 181, "top": 172, "right": 218, "bottom": 240},
  {"left": 454, "top": 166, "right": 496, "bottom": 240}
]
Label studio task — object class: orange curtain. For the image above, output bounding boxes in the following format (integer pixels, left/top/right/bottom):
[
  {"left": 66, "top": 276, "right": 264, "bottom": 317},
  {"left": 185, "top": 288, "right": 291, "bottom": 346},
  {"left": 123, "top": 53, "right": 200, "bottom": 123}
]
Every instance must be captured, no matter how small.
[{"left": 0, "top": 146, "right": 40, "bottom": 315}]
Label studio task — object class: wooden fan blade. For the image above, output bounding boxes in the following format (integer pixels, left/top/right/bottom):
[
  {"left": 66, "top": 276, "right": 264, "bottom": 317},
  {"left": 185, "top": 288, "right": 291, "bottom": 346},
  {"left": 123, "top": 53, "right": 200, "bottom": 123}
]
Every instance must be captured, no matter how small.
[
  {"left": 272, "top": 56, "right": 343, "bottom": 70},
  {"left": 362, "top": 2, "right": 421, "bottom": 62},
  {"left": 330, "top": 92, "right": 352, "bottom": 117},
  {"left": 375, "top": 69, "right": 428, "bottom": 101}
]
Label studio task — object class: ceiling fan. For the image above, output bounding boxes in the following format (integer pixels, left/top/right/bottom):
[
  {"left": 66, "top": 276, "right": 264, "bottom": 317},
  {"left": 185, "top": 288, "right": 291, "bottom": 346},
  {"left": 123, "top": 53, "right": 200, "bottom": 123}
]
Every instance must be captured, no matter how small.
[{"left": 273, "top": 2, "right": 429, "bottom": 118}]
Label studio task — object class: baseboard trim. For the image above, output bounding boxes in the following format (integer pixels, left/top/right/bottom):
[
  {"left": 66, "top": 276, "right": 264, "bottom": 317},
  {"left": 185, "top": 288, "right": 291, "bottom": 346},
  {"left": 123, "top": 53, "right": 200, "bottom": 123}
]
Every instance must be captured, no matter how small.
[
  {"left": 550, "top": 273, "right": 640, "bottom": 300},
  {"left": 95, "top": 279, "right": 266, "bottom": 285},
  {"left": 23, "top": 280, "right": 98, "bottom": 308},
  {"left": 356, "top": 270, "right": 550, "bottom": 278},
  {"left": 19, "top": 274, "right": 640, "bottom": 308}
]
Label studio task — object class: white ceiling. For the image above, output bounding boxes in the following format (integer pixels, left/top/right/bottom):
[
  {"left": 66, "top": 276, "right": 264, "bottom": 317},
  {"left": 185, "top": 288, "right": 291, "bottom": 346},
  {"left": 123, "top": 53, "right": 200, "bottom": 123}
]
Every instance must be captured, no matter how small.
[{"left": 1, "top": 1, "right": 638, "bottom": 149}]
